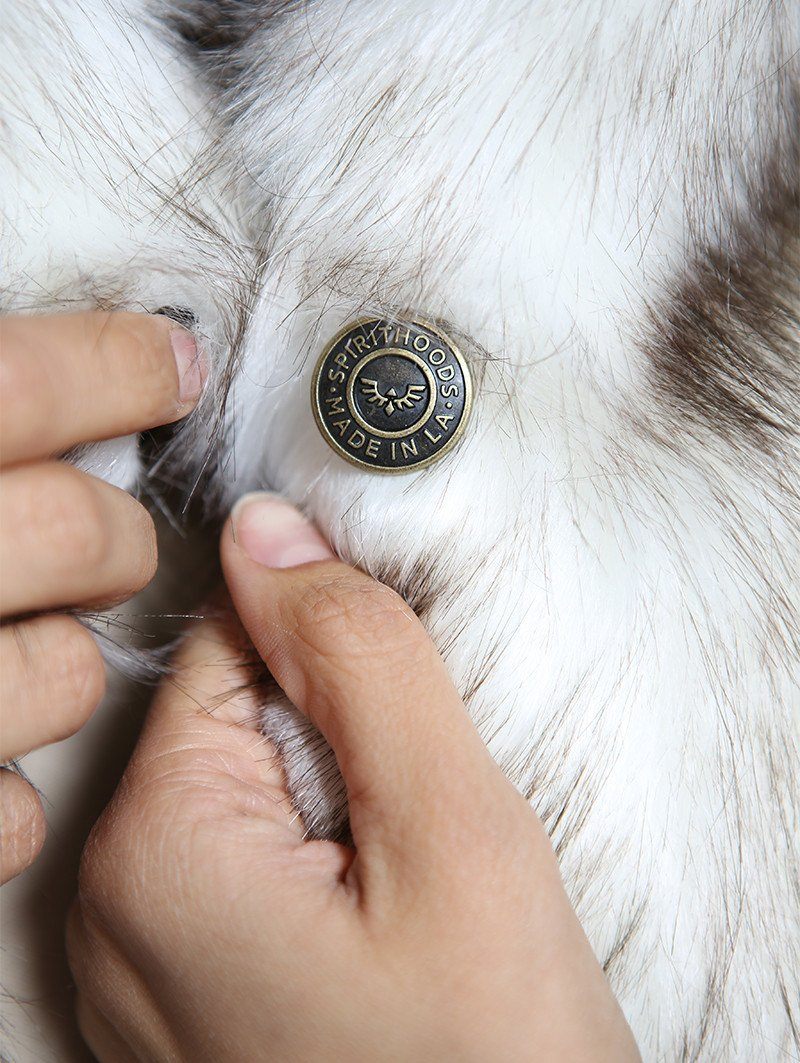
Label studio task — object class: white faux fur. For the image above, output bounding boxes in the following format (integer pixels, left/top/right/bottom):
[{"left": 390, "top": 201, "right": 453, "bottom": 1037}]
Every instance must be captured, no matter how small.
[{"left": 1, "top": 1, "right": 798, "bottom": 1059}]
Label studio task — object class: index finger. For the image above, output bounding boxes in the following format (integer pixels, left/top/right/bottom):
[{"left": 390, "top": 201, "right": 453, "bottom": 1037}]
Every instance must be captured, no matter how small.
[{"left": 0, "top": 311, "right": 205, "bottom": 465}]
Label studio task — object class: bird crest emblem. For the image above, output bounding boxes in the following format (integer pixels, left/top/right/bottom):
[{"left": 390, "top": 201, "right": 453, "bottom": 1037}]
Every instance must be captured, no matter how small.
[{"left": 359, "top": 378, "right": 426, "bottom": 416}]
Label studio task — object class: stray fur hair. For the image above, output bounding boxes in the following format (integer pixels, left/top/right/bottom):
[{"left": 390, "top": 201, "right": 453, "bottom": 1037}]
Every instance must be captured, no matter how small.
[{"left": 2, "top": 1, "right": 798, "bottom": 1058}]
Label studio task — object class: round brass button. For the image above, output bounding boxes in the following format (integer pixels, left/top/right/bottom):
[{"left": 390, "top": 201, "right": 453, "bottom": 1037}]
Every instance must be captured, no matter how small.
[{"left": 312, "top": 318, "right": 472, "bottom": 474}]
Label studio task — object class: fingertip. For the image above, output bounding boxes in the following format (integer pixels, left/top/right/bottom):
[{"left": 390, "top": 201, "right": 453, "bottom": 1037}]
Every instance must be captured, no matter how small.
[
  {"left": 145, "top": 311, "right": 206, "bottom": 415},
  {"left": 101, "top": 310, "right": 205, "bottom": 424},
  {"left": 226, "top": 494, "right": 334, "bottom": 570},
  {"left": 151, "top": 306, "right": 205, "bottom": 411}
]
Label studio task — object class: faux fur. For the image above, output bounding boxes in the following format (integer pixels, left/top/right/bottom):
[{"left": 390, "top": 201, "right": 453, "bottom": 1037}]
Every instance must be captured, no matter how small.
[{"left": 2, "top": 1, "right": 798, "bottom": 1058}]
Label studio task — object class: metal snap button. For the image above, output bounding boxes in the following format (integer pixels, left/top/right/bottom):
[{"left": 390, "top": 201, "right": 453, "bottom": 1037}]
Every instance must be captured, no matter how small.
[{"left": 312, "top": 317, "right": 472, "bottom": 474}]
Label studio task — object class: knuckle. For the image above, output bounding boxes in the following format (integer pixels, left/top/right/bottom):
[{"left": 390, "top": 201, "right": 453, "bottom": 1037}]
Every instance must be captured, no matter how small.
[
  {"left": 77, "top": 770, "right": 173, "bottom": 906},
  {"left": 291, "top": 574, "right": 421, "bottom": 660},
  {"left": 76, "top": 812, "right": 133, "bottom": 923},
  {"left": 76, "top": 783, "right": 185, "bottom": 939},
  {"left": 76, "top": 828, "right": 109, "bottom": 905}
]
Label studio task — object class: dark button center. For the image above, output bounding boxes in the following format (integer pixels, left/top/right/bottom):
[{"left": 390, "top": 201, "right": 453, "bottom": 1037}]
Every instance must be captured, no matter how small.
[{"left": 351, "top": 354, "right": 430, "bottom": 433}]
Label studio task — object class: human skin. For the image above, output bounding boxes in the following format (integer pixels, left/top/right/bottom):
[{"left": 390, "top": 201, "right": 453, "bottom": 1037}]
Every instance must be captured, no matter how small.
[
  {"left": 0, "top": 312, "right": 204, "bottom": 883},
  {"left": 67, "top": 494, "right": 640, "bottom": 1061}
]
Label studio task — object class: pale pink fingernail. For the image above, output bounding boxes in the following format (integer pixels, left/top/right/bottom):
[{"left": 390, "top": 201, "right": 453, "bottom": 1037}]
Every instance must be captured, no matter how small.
[
  {"left": 231, "top": 493, "right": 334, "bottom": 569},
  {"left": 170, "top": 327, "right": 206, "bottom": 405}
]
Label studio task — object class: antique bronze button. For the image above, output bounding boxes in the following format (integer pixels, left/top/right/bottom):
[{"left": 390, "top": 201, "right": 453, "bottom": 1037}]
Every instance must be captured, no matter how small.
[{"left": 312, "top": 318, "right": 472, "bottom": 473}]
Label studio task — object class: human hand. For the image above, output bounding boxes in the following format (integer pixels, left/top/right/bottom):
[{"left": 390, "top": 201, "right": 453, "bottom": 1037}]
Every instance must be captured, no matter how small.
[
  {"left": 0, "top": 311, "right": 204, "bottom": 883},
  {"left": 67, "top": 494, "right": 639, "bottom": 1061}
]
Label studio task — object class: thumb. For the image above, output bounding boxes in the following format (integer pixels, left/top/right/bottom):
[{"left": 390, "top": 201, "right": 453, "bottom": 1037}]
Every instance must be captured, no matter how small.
[{"left": 220, "top": 493, "right": 507, "bottom": 869}]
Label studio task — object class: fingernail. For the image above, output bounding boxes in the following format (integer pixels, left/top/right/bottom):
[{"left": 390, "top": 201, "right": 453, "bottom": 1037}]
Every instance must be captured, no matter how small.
[
  {"left": 231, "top": 493, "right": 334, "bottom": 569},
  {"left": 170, "top": 327, "right": 206, "bottom": 405}
]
